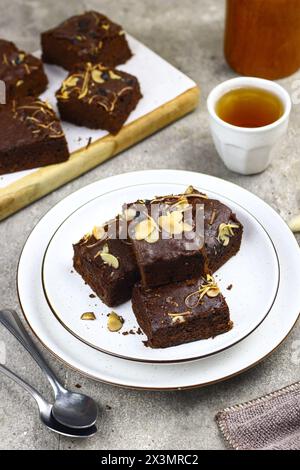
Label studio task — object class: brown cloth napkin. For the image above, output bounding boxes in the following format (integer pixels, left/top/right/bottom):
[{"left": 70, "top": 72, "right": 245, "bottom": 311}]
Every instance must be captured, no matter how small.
[{"left": 216, "top": 381, "right": 300, "bottom": 450}]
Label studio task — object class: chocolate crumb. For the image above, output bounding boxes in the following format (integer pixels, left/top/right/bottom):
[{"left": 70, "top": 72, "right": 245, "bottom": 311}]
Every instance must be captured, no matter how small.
[
  {"left": 227, "top": 284, "right": 233, "bottom": 291},
  {"left": 89, "top": 293, "right": 96, "bottom": 298},
  {"left": 75, "top": 383, "right": 82, "bottom": 388},
  {"left": 105, "top": 405, "right": 112, "bottom": 410},
  {"left": 86, "top": 136, "right": 92, "bottom": 149},
  {"left": 136, "top": 327, "right": 142, "bottom": 335}
]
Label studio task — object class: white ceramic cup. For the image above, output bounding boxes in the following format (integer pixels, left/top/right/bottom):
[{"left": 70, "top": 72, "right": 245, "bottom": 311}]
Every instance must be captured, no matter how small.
[{"left": 207, "top": 77, "right": 291, "bottom": 175}]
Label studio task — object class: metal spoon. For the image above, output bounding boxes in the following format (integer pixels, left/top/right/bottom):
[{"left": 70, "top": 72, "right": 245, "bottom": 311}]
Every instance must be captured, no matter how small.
[
  {"left": 0, "top": 309, "right": 98, "bottom": 429},
  {"left": 0, "top": 363, "right": 97, "bottom": 438}
]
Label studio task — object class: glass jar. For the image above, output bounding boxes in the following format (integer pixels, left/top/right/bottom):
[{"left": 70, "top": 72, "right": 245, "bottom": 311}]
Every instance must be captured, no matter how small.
[{"left": 224, "top": 0, "right": 300, "bottom": 79}]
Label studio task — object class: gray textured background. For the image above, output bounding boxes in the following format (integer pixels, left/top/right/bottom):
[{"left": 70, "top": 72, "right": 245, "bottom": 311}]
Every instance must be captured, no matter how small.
[{"left": 0, "top": 0, "right": 300, "bottom": 450}]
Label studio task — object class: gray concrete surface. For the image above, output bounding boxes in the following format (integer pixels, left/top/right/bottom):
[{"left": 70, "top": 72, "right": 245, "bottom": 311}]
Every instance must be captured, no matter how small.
[{"left": 0, "top": 0, "right": 300, "bottom": 450}]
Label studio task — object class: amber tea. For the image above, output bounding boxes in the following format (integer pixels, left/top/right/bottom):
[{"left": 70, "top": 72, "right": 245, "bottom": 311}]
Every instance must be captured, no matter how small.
[{"left": 215, "top": 87, "right": 284, "bottom": 128}]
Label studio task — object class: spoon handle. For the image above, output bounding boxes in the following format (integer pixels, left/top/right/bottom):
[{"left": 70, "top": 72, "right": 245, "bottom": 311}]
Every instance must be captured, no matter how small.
[
  {"left": 0, "top": 309, "right": 64, "bottom": 396},
  {"left": 0, "top": 362, "right": 49, "bottom": 412}
]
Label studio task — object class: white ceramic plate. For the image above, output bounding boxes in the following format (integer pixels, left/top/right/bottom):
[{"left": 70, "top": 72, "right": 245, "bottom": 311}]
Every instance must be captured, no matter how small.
[
  {"left": 41, "top": 182, "right": 279, "bottom": 363},
  {"left": 17, "top": 170, "right": 300, "bottom": 389}
]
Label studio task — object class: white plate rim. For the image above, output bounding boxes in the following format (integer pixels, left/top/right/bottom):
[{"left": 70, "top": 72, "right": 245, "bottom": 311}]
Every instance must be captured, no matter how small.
[
  {"left": 17, "top": 170, "right": 300, "bottom": 390},
  {"left": 40, "top": 185, "right": 280, "bottom": 363}
]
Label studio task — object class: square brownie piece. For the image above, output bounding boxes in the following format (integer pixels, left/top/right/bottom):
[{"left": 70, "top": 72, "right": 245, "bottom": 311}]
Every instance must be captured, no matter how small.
[
  {"left": 204, "top": 197, "right": 243, "bottom": 272},
  {"left": 181, "top": 186, "right": 243, "bottom": 272},
  {"left": 56, "top": 62, "right": 142, "bottom": 134},
  {"left": 132, "top": 275, "right": 232, "bottom": 348},
  {"left": 124, "top": 194, "right": 209, "bottom": 288},
  {"left": 0, "top": 97, "right": 69, "bottom": 175},
  {"left": 0, "top": 39, "right": 48, "bottom": 102},
  {"left": 41, "top": 11, "right": 132, "bottom": 70},
  {"left": 73, "top": 221, "right": 140, "bottom": 307}
]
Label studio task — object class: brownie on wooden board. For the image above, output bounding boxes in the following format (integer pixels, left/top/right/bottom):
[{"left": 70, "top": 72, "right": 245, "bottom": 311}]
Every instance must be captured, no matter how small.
[
  {"left": 0, "top": 39, "right": 48, "bottom": 102},
  {"left": 41, "top": 11, "right": 132, "bottom": 70},
  {"left": 132, "top": 275, "right": 232, "bottom": 348},
  {"left": 73, "top": 222, "right": 140, "bottom": 307},
  {"left": 123, "top": 192, "right": 209, "bottom": 288},
  {"left": 0, "top": 97, "right": 69, "bottom": 175},
  {"left": 56, "top": 62, "right": 142, "bottom": 134}
]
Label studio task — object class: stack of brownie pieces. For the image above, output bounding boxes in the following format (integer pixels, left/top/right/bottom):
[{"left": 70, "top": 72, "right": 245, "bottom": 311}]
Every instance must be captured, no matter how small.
[
  {"left": 73, "top": 186, "right": 243, "bottom": 349},
  {"left": 0, "top": 11, "right": 141, "bottom": 175}
]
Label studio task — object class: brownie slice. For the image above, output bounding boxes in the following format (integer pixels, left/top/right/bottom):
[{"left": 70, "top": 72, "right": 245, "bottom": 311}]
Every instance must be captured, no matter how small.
[
  {"left": 179, "top": 187, "right": 243, "bottom": 272},
  {"left": 0, "top": 39, "right": 48, "bottom": 102},
  {"left": 41, "top": 11, "right": 132, "bottom": 70},
  {"left": 204, "top": 197, "right": 243, "bottom": 272},
  {"left": 0, "top": 97, "right": 69, "bottom": 175},
  {"left": 73, "top": 221, "right": 140, "bottom": 307},
  {"left": 124, "top": 194, "right": 209, "bottom": 288},
  {"left": 56, "top": 62, "right": 142, "bottom": 134},
  {"left": 132, "top": 275, "right": 232, "bottom": 348}
]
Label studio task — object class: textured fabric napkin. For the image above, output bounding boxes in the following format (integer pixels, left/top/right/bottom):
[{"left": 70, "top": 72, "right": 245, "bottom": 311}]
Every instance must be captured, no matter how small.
[{"left": 216, "top": 381, "right": 300, "bottom": 450}]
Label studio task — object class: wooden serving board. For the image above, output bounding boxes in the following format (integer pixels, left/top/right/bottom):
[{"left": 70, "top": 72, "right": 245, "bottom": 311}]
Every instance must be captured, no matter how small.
[{"left": 0, "top": 35, "right": 199, "bottom": 221}]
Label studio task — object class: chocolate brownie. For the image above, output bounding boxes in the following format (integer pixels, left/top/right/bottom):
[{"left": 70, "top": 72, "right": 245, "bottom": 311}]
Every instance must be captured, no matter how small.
[
  {"left": 56, "top": 62, "right": 142, "bottom": 134},
  {"left": 73, "top": 221, "right": 140, "bottom": 307},
  {"left": 0, "top": 97, "right": 69, "bottom": 175},
  {"left": 132, "top": 275, "right": 232, "bottom": 348},
  {"left": 0, "top": 39, "right": 48, "bottom": 102},
  {"left": 124, "top": 195, "right": 209, "bottom": 288},
  {"left": 41, "top": 11, "right": 132, "bottom": 70},
  {"left": 180, "top": 186, "right": 243, "bottom": 272},
  {"left": 203, "top": 197, "right": 243, "bottom": 272},
  {"left": 130, "top": 187, "right": 242, "bottom": 275}
]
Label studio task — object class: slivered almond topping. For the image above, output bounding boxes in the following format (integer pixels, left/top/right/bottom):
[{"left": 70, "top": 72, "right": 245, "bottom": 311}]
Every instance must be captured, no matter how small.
[
  {"left": 91, "top": 69, "right": 104, "bottom": 83},
  {"left": 217, "top": 222, "right": 240, "bottom": 246},
  {"left": 168, "top": 311, "right": 191, "bottom": 324},
  {"left": 209, "top": 209, "right": 217, "bottom": 225},
  {"left": 185, "top": 185, "right": 195, "bottom": 195},
  {"left": 123, "top": 208, "right": 136, "bottom": 221},
  {"left": 94, "top": 243, "right": 109, "bottom": 258},
  {"left": 109, "top": 70, "right": 121, "bottom": 80},
  {"left": 81, "top": 312, "right": 96, "bottom": 320},
  {"left": 64, "top": 76, "right": 79, "bottom": 88},
  {"left": 158, "top": 211, "right": 193, "bottom": 235},
  {"left": 184, "top": 275, "right": 220, "bottom": 308},
  {"left": 100, "top": 252, "right": 119, "bottom": 269},
  {"left": 145, "top": 228, "right": 159, "bottom": 243},
  {"left": 107, "top": 312, "right": 124, "bottom": 332},
  {"left": 92, "top": 225, "right": 105, "bottom": 240},
  {"left": 135, "top": 218, "right": 156, "bottom": 240}
]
